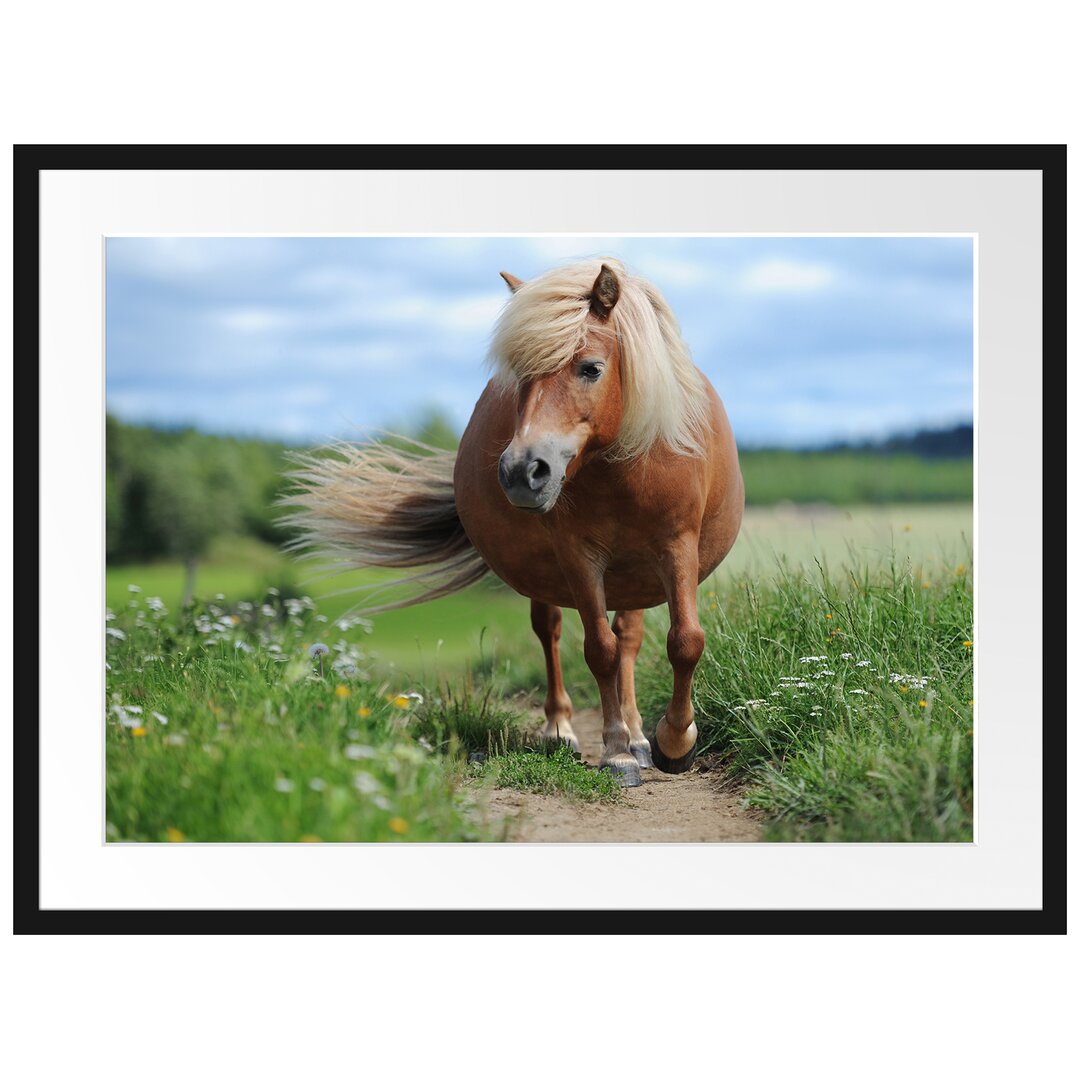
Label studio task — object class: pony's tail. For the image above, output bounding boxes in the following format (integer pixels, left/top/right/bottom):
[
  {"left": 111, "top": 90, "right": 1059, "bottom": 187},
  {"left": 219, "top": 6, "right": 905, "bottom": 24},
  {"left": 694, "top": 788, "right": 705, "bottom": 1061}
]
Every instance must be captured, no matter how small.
[{"left": 279, "top": 436, "right": 489, "bottom": 614}]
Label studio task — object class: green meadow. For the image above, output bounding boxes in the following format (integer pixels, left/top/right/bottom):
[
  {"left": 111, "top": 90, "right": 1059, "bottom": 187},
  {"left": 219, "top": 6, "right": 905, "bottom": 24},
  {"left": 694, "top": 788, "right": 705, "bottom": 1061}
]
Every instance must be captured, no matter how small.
[
  {"left": 107, "top": 503, "right": 971, "bottom": 675},
  {"left": 739, "top": 450, "right": 971, "bottom": 505},
  {"left": 106, "top": 536, "right": 528, "bottom": 676},
  {"left": 639, "top": 515, "right": 974, "bottom": 842},
  {"left": 106, "top": 500, "right": 973, "bottom": 843}
]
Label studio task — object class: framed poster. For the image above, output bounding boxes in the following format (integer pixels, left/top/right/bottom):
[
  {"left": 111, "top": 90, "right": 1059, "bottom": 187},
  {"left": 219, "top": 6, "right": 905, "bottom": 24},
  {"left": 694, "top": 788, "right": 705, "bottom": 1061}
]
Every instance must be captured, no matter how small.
[{"left": 16, "top": 145, "right": 1064, "bottom": 931}]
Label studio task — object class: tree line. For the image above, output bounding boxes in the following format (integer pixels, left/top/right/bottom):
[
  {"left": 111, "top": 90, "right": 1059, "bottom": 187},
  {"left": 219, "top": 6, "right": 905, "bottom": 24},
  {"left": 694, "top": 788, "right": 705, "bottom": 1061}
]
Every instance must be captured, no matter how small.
[
  {"left": 107, "top": 413, "right": 973, "bottom": 584},
  {"left": 105, "top": 412, "right": 461, "bottom": 591},
  {"left": 106, "top": 416, "right": 297, "bottom": 599}
]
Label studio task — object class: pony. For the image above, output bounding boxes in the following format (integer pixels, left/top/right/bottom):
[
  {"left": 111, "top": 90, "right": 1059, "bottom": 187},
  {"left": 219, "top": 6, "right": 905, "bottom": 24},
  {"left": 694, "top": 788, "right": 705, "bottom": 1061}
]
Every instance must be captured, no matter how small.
[{"left": 283, "top": 259, "right": 744, "bottom": 786}]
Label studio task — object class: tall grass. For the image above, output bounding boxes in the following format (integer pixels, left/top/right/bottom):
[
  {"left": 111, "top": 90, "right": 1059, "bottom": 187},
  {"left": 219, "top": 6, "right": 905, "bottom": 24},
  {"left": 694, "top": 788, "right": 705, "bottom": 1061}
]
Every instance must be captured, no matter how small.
[
  {"left": 636, "top": 549, "right": 974, "bottom": 841},
  {"left": 105, "top": 589, "right": 487, "bottom": 842},
  {"left": 410, "top": 675, "right": 537, "bottom": 757},
  {"left": 107, "top": 510, "right": 975, "bottom": 843}
]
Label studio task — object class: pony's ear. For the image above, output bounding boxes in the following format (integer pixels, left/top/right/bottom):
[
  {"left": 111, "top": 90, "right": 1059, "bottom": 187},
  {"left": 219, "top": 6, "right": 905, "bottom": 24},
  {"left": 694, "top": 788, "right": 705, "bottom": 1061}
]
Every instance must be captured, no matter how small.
[
  {"left": 589, "top": 264, "right": 620, "bottom": 320},
  {"left": 499, "top": 271, "right": 525, "bottom": 293}
]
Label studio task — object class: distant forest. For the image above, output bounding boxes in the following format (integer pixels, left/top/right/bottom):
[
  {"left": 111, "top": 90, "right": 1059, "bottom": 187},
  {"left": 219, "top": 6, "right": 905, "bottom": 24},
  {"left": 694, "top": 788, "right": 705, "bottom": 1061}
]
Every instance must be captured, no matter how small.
[
  {"left": 818, "top": 423, "right": 973, "bottom": 459},
  {"left": 105, "top": 415, "right": 973, "bottom": 565}
]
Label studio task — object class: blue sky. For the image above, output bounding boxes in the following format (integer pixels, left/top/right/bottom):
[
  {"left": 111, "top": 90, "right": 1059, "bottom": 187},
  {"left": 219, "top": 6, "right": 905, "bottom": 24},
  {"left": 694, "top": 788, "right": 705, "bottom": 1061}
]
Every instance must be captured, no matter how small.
[{"left": 105, "top": 236, "right": 973, "bottom": 448}]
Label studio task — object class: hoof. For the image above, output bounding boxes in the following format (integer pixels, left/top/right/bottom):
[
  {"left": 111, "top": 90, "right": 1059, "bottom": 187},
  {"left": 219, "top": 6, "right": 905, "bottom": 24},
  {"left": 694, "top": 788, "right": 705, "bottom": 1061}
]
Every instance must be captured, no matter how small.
[
  {"left": 601, "top": 754, "right": 642, "bottom": 787},
  {"left": 629, "top": 740, "right": 654, "bottom": 769},
  {"left": 649, "top": 732, "right": 697, "bottom": 774}
]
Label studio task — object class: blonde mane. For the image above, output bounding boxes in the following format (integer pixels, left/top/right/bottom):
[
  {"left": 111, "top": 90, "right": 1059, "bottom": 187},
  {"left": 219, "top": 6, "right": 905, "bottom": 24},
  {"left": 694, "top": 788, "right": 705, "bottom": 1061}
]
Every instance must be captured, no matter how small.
[{"left": 488, "top": 259, "right": 710, "bottom": 460}]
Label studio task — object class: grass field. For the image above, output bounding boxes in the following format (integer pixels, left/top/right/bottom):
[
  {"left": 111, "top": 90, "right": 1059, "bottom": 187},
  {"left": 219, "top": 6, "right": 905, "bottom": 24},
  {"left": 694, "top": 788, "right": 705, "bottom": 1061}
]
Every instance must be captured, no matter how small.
[
  {"left": 106, "top": 535, "right": 529, "bottom": 677},
  {"left": 105, "top": 591, "right": 496, "bottom": 842},
  {"left": 107, "top": 503, "right": 971, "bottom": 674},
  {"left": 637, "top": 552, "right": 974, "bottom": 841},
  {"left": 739, "top": 450, "right": 971, "bottom": 505},
  {"left": 105, "top": 502, "right": 973, "bottom": 842},
  {"left": 717, "top": 501, "right": 971, "bottom": 577}
]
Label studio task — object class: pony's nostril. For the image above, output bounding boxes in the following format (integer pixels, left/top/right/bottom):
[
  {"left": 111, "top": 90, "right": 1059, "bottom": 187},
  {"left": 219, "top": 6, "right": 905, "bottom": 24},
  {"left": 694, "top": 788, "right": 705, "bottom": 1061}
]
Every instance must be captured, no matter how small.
[
  {"left": 526, "top": 458, "right": 551, "bottom": 490},
  {"left": 498, "top": 454, "right": 513, "bottom": 491}
]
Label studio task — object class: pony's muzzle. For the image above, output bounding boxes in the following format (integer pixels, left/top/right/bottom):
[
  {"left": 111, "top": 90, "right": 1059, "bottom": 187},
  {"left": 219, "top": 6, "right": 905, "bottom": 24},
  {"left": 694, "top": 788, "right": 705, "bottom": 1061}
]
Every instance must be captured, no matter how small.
[{"left": 498, "top": 446, "right": 559, "bottom": 511}]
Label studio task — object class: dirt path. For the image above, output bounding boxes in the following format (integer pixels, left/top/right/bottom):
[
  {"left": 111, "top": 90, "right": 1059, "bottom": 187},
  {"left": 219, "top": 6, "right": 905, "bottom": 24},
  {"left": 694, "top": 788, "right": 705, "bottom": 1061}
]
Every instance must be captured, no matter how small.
[{"left": 468, "top": 708, "right": 763, "bottom": 842}]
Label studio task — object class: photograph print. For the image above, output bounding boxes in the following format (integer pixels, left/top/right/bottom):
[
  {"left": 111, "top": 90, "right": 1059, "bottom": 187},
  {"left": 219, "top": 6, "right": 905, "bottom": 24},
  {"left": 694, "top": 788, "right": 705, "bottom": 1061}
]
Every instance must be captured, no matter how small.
[{"left": 104, "top": 234, "right": 974, "bottom": 844}]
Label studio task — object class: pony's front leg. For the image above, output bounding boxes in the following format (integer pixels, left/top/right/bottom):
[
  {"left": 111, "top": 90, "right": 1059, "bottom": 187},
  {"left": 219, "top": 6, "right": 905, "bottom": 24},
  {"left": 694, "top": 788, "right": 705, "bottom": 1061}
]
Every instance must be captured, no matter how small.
[
  {"left": 530, "top": 600, "right": 577, "bottom": 753},
  {"left": 651, "top": 536, "right": 706, "bottom": 773},
  {"left": 613, "top": 609, "right": 653, "bottom": 769},
  {"left": 563, "top": 564, "right": 641, "bottom": 787}
]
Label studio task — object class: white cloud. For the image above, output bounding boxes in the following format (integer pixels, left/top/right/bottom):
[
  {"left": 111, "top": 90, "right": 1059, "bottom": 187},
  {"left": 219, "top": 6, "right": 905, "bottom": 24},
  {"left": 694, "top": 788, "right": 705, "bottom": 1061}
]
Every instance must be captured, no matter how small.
[
  {"left": 436, "top": 293, "right": 506, "bottom": 332},
  {"left": 108, "top": 237, "right": 285, "bottom": 280},
  {"left": 633, "top": 254, "right": 710, "bottom": 288},
  {"left": 273, "top": 412, "right": 328, "bottom": 440},
  {"left": 740, "top": 258, "right": 836, "bottom": 293},
  {"left": 281, "top": 384, "right": 334, "bottom": 407},
  {"left": 289, "top": 267, "right": 395, "bottom": 296},
  {"left": 217, "top": 307, "right": 291, "bottom": 333}
]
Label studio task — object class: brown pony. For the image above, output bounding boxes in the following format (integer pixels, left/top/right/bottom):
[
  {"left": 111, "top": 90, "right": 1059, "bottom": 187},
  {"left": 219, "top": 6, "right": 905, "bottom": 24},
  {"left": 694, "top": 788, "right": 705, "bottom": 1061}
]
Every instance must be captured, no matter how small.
[{"left": 284, "top": 259, "right": 743, "bottom": 786}]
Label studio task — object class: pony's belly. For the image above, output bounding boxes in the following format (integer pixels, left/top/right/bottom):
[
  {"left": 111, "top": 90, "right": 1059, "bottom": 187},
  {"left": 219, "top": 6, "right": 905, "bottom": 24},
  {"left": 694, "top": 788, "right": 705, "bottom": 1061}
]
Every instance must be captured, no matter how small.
[
  {"left": 484, "top": 551, "right": 669, "bottom": 612},
  {"left": 455, "top": 485, "right": 670, "bottom": 609},
  {"left": 475, "top": 491, "right": 741, "bottom": 611},
  {"left": 461, "top": 524, "right": 582, "bottom": 609},
  {"left": 481, "top": 540, "right": 721, "bottom": 611}
]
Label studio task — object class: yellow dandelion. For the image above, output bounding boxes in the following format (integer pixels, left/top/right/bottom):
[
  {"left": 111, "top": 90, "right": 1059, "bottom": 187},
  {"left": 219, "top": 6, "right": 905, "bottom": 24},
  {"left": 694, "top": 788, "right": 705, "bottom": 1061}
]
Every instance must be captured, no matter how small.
[
  {"left": 388, "top": 817, "right": 409, "bottom": 834},
  {"left": 299, "top": 835, "right": 322, "bottom": 843},
  {"left": 918, "top": 700, "right": 928, "bottom": 708},
  {"left": 903, "top": 523, "right": 912, "bottom": 532},
  {"left": 963, "top": 640, "right": 973, "bottom": 648},
  {"left": 390, "top": 695, "right": 412, "bottom": 709},
  {"left": 166, "top": 827, "right": 186, "bottom": 843},
  {"left": 334, "top": 685, "right": 351, "bottom": 698},
  {"left": 967, "top": 729, "right": 974, "bottom": 737},
  {"left": 825, "top": 613, "right": 833, "bottom": 621},
  {"left": 955, "top": 565, "right": 965, "bottom": 575},
  {"left": 132, "top": 726, "right": 147, "bottom": 737},
  {"left": 357, "top": 706, "right": 372, "bottom": 718},
  {"left": 898, "top": 686, "right": 908, "bottom": 693},
  {"left": 969, "top": 699, "right": 974, "bottom": 706},
  {"left": 230, "top": 614, "right": 241, "bottom": 625}
]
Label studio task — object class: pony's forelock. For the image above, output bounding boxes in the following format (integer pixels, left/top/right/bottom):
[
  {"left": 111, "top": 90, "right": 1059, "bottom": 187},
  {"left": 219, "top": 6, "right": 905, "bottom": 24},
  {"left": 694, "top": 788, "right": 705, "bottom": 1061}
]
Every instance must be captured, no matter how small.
[{"left": 488, "top": 259, "right": 709, "bottom": 460}]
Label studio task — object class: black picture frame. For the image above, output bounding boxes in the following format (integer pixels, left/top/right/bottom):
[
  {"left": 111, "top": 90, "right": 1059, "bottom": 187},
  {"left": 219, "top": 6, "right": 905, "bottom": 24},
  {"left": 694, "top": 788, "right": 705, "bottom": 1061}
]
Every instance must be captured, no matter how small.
[{"left": 15, "top": 144, "right": 1066, "bottom": 934}]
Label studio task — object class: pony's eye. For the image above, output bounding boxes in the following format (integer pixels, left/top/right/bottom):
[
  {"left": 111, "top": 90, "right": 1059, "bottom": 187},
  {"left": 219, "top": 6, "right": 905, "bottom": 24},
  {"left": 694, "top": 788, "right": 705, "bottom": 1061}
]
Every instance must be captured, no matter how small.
[{"left": 579, "top": 362, "right": 603, "bottom": 382}]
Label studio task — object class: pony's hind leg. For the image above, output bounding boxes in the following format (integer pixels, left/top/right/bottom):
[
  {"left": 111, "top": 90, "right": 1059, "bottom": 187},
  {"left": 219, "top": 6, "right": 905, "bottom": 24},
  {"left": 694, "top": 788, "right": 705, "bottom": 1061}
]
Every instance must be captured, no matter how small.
[
  {"left": 530, "top": 600, "right": 577, "bottom": 753},
  {"left": 613, "top": 609, "right": 653, "bottom": 769}
]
